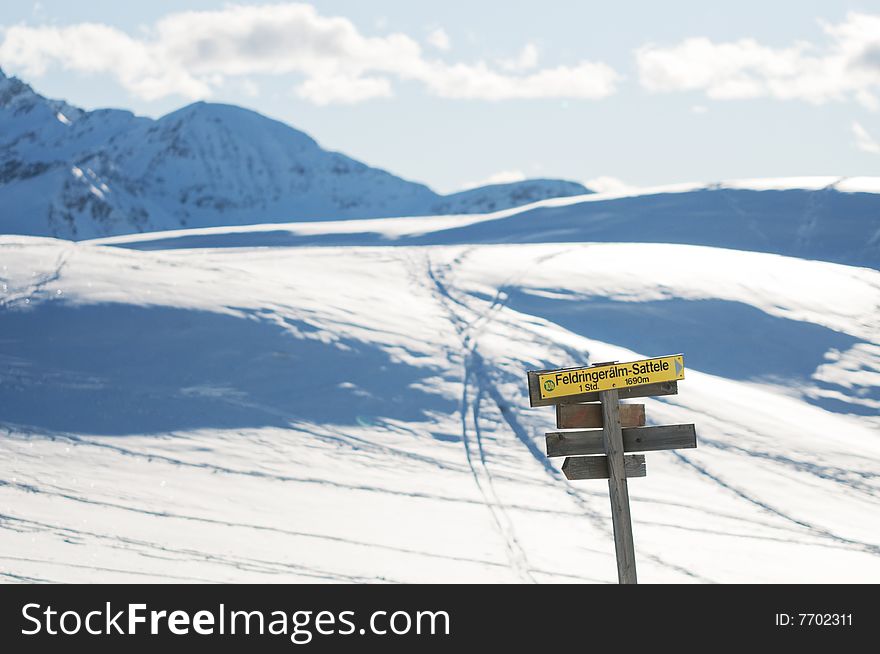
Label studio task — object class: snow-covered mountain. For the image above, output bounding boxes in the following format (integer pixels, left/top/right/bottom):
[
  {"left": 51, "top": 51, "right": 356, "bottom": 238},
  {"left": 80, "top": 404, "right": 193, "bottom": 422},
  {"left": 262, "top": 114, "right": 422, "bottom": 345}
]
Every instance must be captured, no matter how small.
[
  {"left": 0, "top": 69, "right": 590, "bottom": 239},
  {"left": 1, "top": 190, "right": 878, "bottom": 582},
  {"left": 2, "top": 69, "right": 879, "bottom": 584}
]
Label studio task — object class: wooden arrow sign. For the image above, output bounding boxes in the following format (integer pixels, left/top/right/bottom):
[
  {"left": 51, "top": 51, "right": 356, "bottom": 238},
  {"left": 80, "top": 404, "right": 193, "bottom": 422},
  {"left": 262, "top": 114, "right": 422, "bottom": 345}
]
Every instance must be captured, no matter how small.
[
  {"left": 562, "top": 454, "right": 646, "bottom": 480},
  {"left": 546, "top": 424, "right": 696, "bottom": 458},
  {"left": 526, "top": 355, "right": 697, "bottom": 585},
  {"left": 556, "top": 402, "right": 645, "bottom": 429}
]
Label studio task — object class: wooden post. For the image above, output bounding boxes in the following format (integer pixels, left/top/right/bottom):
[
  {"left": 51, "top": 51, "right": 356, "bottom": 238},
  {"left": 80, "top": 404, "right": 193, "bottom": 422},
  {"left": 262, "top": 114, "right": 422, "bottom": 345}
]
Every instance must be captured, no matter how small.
[
  {"left": 600, "top": 389, "right": 638, "bottom": 584},
  {"left": 528, "top": 355, "right": 694, "bottom": 582}
]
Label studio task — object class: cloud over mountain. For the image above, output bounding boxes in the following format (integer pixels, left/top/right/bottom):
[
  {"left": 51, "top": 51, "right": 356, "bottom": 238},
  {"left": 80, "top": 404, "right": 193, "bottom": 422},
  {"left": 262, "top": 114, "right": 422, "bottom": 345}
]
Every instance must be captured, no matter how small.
[{"left": 0, "top": 2, "right": 620, "bottom": 104}]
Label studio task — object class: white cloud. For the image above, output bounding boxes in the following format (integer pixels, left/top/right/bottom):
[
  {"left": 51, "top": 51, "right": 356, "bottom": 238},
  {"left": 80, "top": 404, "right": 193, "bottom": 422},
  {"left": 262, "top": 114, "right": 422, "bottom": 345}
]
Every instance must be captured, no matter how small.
[
  {"left": 499, "top": 43, "right": 539, "bottom": 71},
  {"left": 0, "top": 2, "right": 619, "bottom": 105},
  {"left": 152, "top": 4, "right": 423, "bottom": 77},
  {"left": 636, "top": 12, "right": 880, "bottom": 108},
  {"left": 460, "top": 170, "right": 527, "bottom": 190},
  {"left": 296, "top": 74, "right": 392, "bottom": 105},
  {"left": 427, "top": 27, "right": 450, "bottom": 51},
  {"left": 0, "top": 22, "right": 211, "bottom": 100},
  {"left": 583, "top": 176, "right": 635, "bottom": 194},
  {"left": 852, "top": 121, "right": 880, "bottom": 153},
  {"left": 419, "top": 61, "right": 618, "bottom": 100},
  {"left": 691, "top": 104, "right": 708, "bottom": 114}
]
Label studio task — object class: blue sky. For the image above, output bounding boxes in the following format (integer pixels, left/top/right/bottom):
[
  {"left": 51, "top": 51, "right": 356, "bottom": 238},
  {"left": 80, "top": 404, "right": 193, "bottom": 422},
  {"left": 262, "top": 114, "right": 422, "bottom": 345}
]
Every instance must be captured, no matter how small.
[{"left": 2, "top": 0, "right": 879, "bottom": 193}]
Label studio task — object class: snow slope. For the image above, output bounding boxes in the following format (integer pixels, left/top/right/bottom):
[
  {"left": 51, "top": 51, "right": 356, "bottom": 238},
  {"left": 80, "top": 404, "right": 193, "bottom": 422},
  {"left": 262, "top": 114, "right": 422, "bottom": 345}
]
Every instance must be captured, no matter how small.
[
  {"left": 1, "top": 229, "right": 878, "bottom": 583},
  {"left": 92, "top": 179, "right": 880, "bottom": 269},
  {"left": 0, "top": 69, "right": 588, "bottom": 239}
]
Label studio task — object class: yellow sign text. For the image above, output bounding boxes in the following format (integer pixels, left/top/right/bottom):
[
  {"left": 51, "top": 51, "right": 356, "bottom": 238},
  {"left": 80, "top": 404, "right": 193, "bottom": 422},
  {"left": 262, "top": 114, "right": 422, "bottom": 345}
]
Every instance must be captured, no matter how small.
[{"left": 538, "top": 355, "right": 684, "bottom": 399}]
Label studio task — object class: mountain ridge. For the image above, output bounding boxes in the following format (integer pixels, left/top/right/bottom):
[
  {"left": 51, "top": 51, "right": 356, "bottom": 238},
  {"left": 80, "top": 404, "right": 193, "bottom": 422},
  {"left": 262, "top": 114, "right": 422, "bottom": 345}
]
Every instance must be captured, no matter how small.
[{"left": 0, "top": 68, "right": 590, "bottom": 239}]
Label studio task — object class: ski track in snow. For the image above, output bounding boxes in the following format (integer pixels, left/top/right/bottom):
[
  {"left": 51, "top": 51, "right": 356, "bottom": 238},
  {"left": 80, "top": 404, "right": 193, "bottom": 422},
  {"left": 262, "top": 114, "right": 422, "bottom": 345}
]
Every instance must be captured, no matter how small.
[
  {"left": 0, "top": 234, "right": 878, "bottom": 583},
  {"left": 422, "top": 250, "right": 536, "bottom": 582},
  {"left": 0, "top": 246, "right": 70, "bottom": 309},
  {"left": 670, "top": 452, "right": 879, "bottom": 556},
  {"left": 421, "top": 250, "right": 714, "bottom": 582}
]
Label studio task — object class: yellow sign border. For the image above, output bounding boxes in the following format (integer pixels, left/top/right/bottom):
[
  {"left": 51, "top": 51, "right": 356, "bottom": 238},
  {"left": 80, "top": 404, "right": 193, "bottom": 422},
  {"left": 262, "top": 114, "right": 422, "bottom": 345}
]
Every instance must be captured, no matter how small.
[{"left": 537, "top": 355, "right": 684, "bottom": 400}]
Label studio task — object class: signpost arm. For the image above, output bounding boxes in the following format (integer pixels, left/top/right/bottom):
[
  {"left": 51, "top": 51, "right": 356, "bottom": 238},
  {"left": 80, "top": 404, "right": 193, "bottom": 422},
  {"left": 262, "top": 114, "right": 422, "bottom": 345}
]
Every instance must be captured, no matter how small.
[{"left": 600, "top": 389, "right": 638, "bottom": 584}]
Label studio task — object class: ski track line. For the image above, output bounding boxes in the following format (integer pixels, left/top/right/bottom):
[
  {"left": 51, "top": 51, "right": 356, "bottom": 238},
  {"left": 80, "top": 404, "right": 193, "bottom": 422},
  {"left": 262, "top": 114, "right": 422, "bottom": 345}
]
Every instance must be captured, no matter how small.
[
  {"left": 0, "top": 486, "right": 606, "bottom": 583},
  {"left": 3, "top": 427, "right": 806, "bottom": 537},
  {"left": 0, "top": 513, "right": 398, "bottom": 583},
  {"left": 0, "top": 433, "right": 583, "bottom": 519},
  {"left": 6, "top": 243, "right": 872, "bottom": 579},
  {"left": 0, "top": 478, "right": 524, "bottom": 571},
  {"left": 422, "top": 250, "right": 712, "bottom": 582},
  {"left": 698, "top": 436, "right": 880, "bottom": 498},
  {"left": 671, "top": 451, "right": 880, "bottom": 556},
  {"left": 422, "top": 250, "right": 536, "bottom": 582},
  {"left": 469, "top": 365, "right": 535, "bottom": 582},
  {"left": 0, "top": 554, "right": 223, "bottom": 583},
  {"left": 0, "top": 570, "right": 56, "bottom": 583},
  {"left": 422, "top": 248, "right": 715, "bottom": 583},
  {"left": 0, "top": 246, "right": 71, "bottom": 309},
  {"left": 487, "top": 312, "right": 877, "bottom": 570},
  {"left": 427, "top": 248, "right": 880, "bottom": 564},
  {"left": 473, "top": 350, "right": 715, "bottom": 583}
]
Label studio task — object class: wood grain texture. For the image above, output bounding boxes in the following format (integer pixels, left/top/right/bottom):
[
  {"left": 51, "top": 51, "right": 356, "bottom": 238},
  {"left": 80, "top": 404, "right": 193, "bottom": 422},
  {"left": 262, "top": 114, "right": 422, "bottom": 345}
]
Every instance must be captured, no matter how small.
[
  {"left": 600, "top": 389, "right": 638, "bottom": 584},
  {"left": 526, "top": 372, "right": 677, "bottom": 407},
  {"left": 546, "top": 423, "right": 697, "bottom": 457},
  {"left": 556, "top": 403, "right": 645, "bottom": 429},
  {"left": 561, "top": 454, "right": 647, "bottom": 479}
]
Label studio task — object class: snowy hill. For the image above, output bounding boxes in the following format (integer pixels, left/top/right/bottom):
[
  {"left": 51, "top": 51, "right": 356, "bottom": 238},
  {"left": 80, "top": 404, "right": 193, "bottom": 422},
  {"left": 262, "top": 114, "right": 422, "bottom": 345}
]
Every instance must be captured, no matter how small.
[
  {"left": 95, "top": 178, "right": 880, "bottom": 269},
  {"left": 0, "top": 69, "right": 589, "bottom": 239},
  {"left": 1, "top": 212, "right": 878, "bottom": 582},
  {"left": 432, "top": 179, "right": 589, "bottom": 215}
]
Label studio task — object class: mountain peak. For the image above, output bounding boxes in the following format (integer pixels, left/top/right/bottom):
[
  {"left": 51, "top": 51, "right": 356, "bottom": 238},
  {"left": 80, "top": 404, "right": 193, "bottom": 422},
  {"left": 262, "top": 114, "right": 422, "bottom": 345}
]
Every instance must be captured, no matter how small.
[
  {"left": 0, "top": 68, "right": 84, "bottom": 126},
  {"left": 167, "top": 100, "right": 289, "bottom": 123},
  {"left": 1, "top": 70, "right": 598, "bottom": 239},
  {"left": 0, "top": 69, "right": 36, "bottom": 107},
  {"left": 158, "top": 100, "right": 319, "bottom": 148}
]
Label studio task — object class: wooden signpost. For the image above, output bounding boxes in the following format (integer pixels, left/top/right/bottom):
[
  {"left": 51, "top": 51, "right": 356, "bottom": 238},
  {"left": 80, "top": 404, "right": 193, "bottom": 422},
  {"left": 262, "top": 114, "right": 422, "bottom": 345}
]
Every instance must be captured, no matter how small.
[{"left": 526, "top": 354, "right": 697, "bottom": 584}]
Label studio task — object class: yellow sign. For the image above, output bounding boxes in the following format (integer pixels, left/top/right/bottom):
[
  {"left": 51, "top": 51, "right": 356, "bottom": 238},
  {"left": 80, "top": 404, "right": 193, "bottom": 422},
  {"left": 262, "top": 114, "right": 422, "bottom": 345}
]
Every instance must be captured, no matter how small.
[{"left": 537, "top": 355, "right": 684, "bottom": 400}]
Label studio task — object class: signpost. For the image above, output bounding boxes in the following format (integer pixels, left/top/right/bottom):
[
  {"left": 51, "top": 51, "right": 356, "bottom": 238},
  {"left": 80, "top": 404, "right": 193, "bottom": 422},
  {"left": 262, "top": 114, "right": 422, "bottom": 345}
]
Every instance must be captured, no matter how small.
[
  {"left": 535, "top": 355, "right": 684, "bottom": 401},
  {"left": 526, "top": 354, "right": 697, "bottom": 584}
]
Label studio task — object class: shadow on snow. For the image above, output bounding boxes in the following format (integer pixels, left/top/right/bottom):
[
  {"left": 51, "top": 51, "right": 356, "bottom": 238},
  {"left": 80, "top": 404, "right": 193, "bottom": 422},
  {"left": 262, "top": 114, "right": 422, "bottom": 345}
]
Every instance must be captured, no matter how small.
[
  {"left": 112, "top": 189, "right": 880, "bottom": 269},
  {"left": 503, "top": 290, "right": 872, "bottom": 415},
  {"left": 0, "top": 301, "right": 455, "bottom": 435}
]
